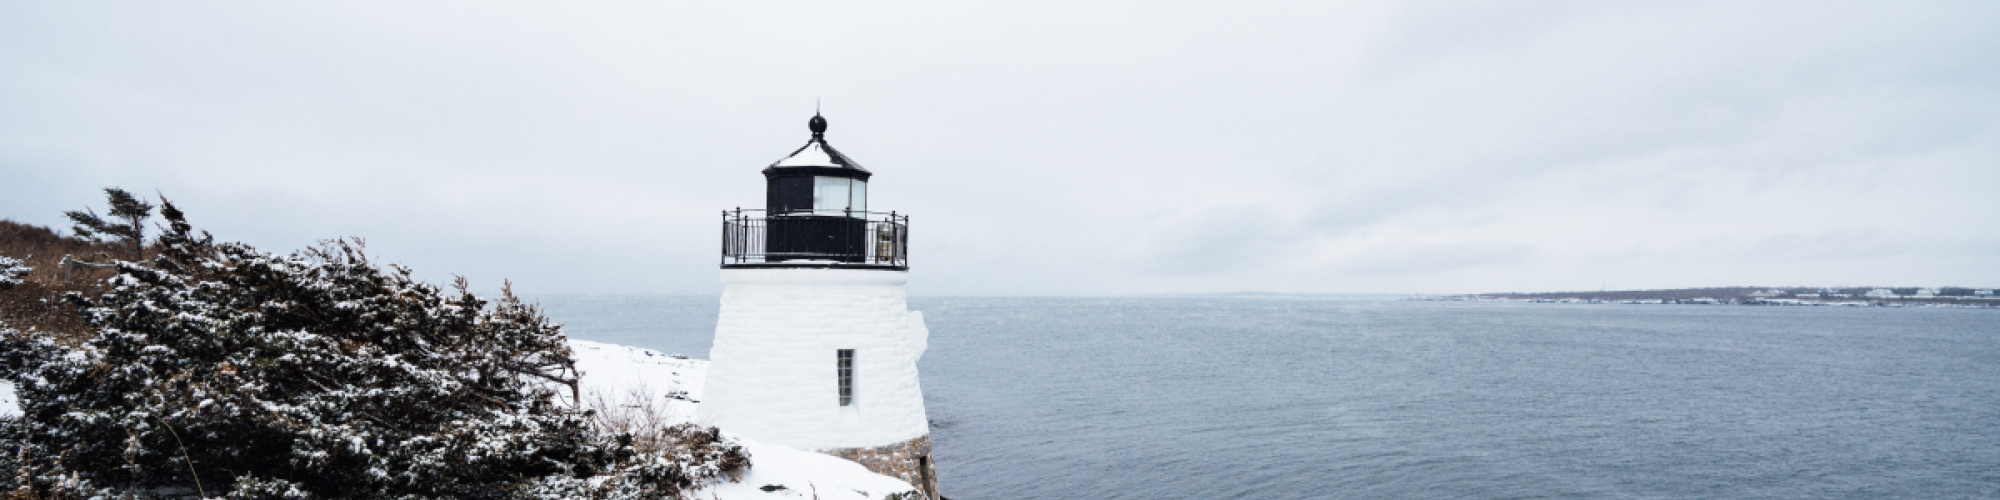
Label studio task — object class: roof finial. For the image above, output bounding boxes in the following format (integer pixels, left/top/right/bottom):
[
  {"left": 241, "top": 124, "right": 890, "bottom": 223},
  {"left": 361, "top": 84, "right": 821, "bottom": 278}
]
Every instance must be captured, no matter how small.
[{"left": 808, "top": 104, "right": 827, "bottom": 137}]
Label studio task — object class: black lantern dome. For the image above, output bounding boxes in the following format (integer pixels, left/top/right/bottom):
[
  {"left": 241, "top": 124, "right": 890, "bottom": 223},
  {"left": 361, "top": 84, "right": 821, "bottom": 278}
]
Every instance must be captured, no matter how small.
[
  {"left": 764, "top": 113, "right": 870, "bottom": 215},
  {"left": 721, "top": 114, "right": 909, "bottom": 269}
]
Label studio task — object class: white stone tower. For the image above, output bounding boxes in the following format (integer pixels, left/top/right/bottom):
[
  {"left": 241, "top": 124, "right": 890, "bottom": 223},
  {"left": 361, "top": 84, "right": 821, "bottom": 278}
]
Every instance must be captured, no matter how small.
[{"left": 700, "top": 113, "right": 937, "bottom": 498}]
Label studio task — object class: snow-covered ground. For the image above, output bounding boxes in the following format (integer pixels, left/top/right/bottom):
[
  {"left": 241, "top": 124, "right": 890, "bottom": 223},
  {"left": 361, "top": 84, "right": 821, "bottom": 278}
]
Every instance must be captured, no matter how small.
[
  {"left": 568, "top": 339, "right": 923, "bottom": 499},
  {"left": 0, "top": 382, "right": 16, "bottom": 418},
  {"left": 704, "top": 438, "right": 929, "bottom": 500},
  {"left": 0, "top": 339, "right": 922, "bottom": 499},
  {"left": 567, "top": 339, "right": 709, "bottom": 424}
]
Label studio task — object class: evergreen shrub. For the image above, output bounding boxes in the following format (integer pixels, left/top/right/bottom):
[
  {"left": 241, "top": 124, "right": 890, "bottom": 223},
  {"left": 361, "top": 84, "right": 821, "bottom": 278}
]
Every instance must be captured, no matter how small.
[{"left": 0, "top": 200, "right": 746, "bottom": 499}]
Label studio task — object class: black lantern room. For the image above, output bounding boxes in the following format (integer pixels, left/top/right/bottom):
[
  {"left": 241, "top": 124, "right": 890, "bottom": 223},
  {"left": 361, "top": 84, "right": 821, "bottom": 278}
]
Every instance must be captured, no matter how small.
[
  {"left": 765, "top": 113, "right": 870, "bottom": 217},
  {"left": 721, "top": 114, "right": 908, "bottom": 269}
]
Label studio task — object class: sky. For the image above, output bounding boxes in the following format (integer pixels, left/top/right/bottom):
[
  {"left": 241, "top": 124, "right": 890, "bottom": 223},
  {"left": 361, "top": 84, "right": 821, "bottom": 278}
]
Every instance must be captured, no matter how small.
[{"left": 2, "top": 1, "right": 1996, "bottom": 296}]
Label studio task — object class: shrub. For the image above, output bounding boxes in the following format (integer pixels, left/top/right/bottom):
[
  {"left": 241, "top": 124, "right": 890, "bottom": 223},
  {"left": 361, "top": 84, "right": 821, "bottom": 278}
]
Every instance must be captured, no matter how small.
[
  {"left": 536, "top": 386, "right": 749, "bottom": 499},
  {"left": 0, "top": 257, "right": 24, "bottom": 289},
  {"left": 0, "top": 199, "right": 744, "bottom": 499}
]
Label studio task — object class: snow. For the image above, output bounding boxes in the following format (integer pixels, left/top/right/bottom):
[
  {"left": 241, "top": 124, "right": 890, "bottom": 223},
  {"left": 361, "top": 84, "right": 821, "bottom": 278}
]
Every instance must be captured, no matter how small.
[
  {"left": 568, "top": 338, "right": 927, "bottom": 499},
  {"left": 568, "top": 339, "right": 706, "bottom": 422},
  {"left": 0, "top": 338, "right": 925, "bottom": 498},
  {"left": 705, "top": 436, "right": 926, "bottom": 500},
  {"left": 0, "top": 256, "right": 27, "bottom": 287},
  {"left": 774, "top": 141, "right": 839, "bottom": 167},
  {"left": 0, "top": 382, "right": 15, "bottom": 418}
]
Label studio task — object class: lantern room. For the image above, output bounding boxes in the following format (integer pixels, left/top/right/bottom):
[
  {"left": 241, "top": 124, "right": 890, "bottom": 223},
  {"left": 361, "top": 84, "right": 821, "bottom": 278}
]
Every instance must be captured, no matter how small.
[
  {"left": 764, "top": 114, "right": 870, "bottom": 217},
  {"left": 721, "top": 113, "right": 908, "bottom": 268}
]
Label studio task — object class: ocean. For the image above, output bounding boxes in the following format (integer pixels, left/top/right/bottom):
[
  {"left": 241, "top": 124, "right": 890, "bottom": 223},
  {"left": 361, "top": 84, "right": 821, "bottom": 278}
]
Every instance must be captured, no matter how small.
[{"left": 529, "top": 294, "right": 2000, "bottom": 500}]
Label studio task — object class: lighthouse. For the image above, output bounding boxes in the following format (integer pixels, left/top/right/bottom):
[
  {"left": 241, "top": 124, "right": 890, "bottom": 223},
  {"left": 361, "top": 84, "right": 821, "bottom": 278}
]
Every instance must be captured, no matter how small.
[{"left": 700, "top": 114, "right": 938, "bottom": 499}]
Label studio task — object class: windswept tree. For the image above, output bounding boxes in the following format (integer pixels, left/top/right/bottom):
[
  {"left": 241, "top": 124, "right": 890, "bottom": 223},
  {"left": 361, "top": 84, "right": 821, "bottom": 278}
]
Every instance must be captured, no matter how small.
[
  {"left": 0, "top": 198, "right": 746, "bottom": 499},
  {"left": 63, "top": 187, "right": 155, "bottom": 260}
]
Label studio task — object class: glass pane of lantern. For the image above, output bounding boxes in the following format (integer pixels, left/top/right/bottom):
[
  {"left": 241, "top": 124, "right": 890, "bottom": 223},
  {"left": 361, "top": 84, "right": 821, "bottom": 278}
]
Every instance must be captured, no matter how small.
[
  {"left": 814, "top": 177, "right": 849, "bottom": 215},
  {"left": 773, "top": 176, "right": 813, "bottom": 215},
  {"left": 849, "top": 180, "right": 867, "bottom": 216}
]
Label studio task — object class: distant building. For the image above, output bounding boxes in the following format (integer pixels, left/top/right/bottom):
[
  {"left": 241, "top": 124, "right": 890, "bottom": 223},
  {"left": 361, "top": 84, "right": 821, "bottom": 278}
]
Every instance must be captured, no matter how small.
[
  {"left": 1866, "top": 289, "right": 1895, "bottom": 298},
  {"left": 1797, "top": 293, "right": 1821, "bottom": 298},
  {"left": 1978, "top": 289, "right": 1994, "bottom": 297},
  {"left": 1915, "top": 288, "right": 1937, "bottom": 298},
  {"left": 1749, "top": 290, "right": 1781, "bottom": 298}
]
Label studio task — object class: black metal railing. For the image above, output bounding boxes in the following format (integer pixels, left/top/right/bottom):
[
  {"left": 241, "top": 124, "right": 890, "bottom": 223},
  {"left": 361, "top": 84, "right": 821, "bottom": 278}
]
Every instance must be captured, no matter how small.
[{"left": 722, "top": 209, "right": 908, "bottom": 268}]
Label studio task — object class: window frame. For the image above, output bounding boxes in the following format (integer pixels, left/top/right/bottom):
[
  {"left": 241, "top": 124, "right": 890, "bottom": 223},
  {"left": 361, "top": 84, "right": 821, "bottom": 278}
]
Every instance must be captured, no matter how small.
[
  {"left": 837, "top": 349, "right": 855, "bottom": 406},
  {"left": 812, "top": 176, "right": 867, "bottom": 217}
]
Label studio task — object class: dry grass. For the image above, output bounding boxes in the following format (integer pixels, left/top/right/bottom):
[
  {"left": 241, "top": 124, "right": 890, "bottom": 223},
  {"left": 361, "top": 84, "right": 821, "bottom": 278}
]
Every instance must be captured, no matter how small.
[
  {"left": 583, "top": 384, "right": 687, "bottom": 457},
  {"left": 0, "top": 220, "right": 140, "bottom": 344},
  {"left": 582, "top": 384, "right": 743, "bottom": 472},
  {"left": 579, "top": 385, "right": 750, "bottom": 499}
]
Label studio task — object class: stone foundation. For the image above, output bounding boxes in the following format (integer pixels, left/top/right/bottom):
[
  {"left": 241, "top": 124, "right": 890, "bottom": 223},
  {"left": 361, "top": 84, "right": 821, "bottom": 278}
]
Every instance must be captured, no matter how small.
[{"left": 823, "top": 434, "right": 938, "bottom": 499}]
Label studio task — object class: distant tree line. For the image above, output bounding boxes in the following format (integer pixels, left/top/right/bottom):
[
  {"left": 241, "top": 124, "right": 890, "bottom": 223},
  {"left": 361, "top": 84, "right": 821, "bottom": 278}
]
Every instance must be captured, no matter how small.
[{"left": 1485, "top": 285, "right": 1991, "bottom": 302}]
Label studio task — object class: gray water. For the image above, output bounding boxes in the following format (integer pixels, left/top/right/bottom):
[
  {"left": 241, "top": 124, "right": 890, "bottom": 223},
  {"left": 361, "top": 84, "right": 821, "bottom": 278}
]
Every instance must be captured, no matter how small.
[{"left": 529, "top": 294, "right": 2000, "bottom": 500}]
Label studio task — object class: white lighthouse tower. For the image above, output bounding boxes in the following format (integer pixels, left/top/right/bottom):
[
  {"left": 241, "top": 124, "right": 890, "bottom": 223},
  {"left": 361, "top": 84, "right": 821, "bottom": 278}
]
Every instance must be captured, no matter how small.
[{"left": 700, "top": 114, "right": 937, "bottom": 498}]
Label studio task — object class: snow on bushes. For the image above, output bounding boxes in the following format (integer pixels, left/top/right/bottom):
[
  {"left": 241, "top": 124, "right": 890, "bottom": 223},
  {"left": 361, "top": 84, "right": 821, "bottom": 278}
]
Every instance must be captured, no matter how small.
[
  {"left": 0, "top": 199, "right": 745, "bottom": 499},
  {"left": 0, "top": 257, "right": 24, "bottom": 289}
]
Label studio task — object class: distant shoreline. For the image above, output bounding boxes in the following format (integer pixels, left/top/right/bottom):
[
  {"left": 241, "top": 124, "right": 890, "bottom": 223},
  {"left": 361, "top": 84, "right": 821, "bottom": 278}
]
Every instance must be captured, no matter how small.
[{"left": 1411, "top": 286, "right": 1998, "bottom": 308}]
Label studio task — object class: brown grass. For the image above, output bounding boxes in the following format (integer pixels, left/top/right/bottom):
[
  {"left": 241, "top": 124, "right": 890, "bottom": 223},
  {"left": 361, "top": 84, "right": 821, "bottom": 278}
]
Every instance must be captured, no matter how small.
[
  {"left": 582, "top": 385, "right": 739, "bottom": 469},
  {"left": 581, "top": 385, "right": 750, "bottom": 498},
  {"left": 0, "top": 219, "right": 139, "bottom": 344}
]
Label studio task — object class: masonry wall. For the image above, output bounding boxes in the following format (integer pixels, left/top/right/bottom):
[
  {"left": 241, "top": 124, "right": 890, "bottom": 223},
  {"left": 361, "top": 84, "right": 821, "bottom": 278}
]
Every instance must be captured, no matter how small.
[
  {"left": 699, "top": 268, "right": 931, "bottom": 451},
  {"left": 824, "top": 434, "right": 939, "bottom": 500}
]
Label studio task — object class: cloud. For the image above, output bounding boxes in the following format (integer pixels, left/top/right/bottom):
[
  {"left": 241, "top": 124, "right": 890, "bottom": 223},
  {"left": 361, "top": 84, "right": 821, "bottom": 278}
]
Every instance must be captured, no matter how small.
[
  {"left": 1, "top": 1, "right": 1996, "bottom": 295},
  {"left": 1124, "top": 204, "right": 1305, "bottom": 275},
  {"left": 1334, "top": 240, "right": 1537, "bottom": 276}
]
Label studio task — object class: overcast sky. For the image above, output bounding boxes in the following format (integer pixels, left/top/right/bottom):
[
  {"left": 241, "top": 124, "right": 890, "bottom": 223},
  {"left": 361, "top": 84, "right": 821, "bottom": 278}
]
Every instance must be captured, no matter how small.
[{"left": 2, "top": 1, "right": 1995, "bottom": 296}]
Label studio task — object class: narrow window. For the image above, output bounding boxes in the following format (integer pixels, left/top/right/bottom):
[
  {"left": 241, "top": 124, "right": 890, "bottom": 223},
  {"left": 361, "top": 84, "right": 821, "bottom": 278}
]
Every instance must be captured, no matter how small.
[{"left": 837, "top": 349, "right": 855, "bottom": 406}]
